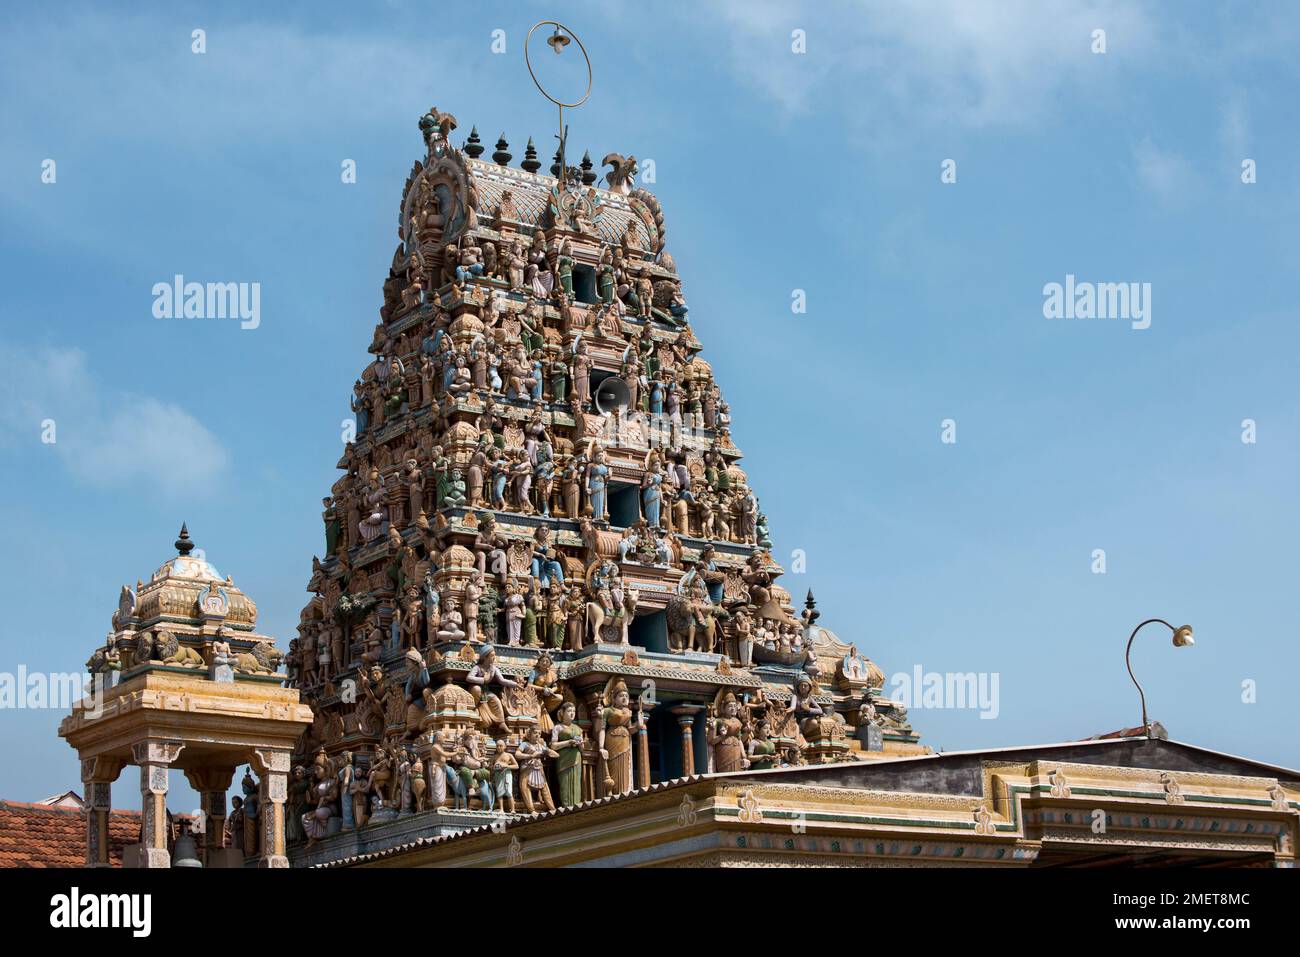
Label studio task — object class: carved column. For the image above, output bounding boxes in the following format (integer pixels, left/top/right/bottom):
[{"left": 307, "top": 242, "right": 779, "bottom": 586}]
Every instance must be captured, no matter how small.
[
  {"left": 636, "top": 703, "right": 653, "bottom": 789},
  {"left": 585, "top": 690, "right": 606, "bottom": 799},
  {"left": 183, "top": 766, "right": 235, "bottom": 867},
  {"left": 251, "top": 748, "right": 291, "bottom": 868},
  {"left": 132, "top": 741, "right": 184, "bottom": 868},
  {"left": 80, "top": 756, "right": 123, "bottom": 868},
  {"left": 672, "top": 706, "right": 699, "bottom": 777}
]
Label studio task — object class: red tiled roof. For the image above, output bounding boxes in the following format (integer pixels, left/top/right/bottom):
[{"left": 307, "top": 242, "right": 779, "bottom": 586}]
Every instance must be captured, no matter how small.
[{"left": 0, "top": 800, "right": 141, "bottom": 868}]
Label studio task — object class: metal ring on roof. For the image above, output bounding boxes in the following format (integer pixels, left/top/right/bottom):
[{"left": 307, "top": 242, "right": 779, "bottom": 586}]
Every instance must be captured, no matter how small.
[{"left": 524, "top": 21, "right": 592, "bottom": 110}]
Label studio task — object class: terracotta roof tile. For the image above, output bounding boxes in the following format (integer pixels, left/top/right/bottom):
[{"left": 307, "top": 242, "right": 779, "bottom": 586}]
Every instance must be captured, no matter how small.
[{"left": 0, "top": 799, "right": 142, "bottom": 868}]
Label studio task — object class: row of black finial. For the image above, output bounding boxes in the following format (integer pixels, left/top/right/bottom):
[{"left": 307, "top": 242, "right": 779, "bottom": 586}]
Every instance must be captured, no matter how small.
[{"left": 462, "top": 127, "right": 598, "bottom": 184}]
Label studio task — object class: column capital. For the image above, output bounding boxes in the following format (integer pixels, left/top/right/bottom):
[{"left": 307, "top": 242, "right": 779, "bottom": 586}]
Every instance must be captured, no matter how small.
[
  {"left": 672, "top": 704, "right": 702, "bottom": 728},
  {"left": 80, "top": 756, "right": 124, "bottom": 785},
  {"left": 183, "top": 765, "right": 236, "bottom": 794},
  {"left": 250, "top": 748, "right": 292, "bottom": 776},
  {"left": 132, "top": 740, "right": 185, "bottom": 766}
]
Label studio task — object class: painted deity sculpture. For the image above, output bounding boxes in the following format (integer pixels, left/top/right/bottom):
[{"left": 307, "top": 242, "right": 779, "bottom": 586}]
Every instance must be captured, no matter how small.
[
  {"left": 516, "top": 728, "right": 558, "bottom": 813},
  {"left": 550, "top": 701, "right": 585, "bottom": 807},
  {"left": 465, "top": 644, "right": 518, "bottom": 735},
  {"left": 597, "top": 679, "right": 644, "bottom": 797},
  {"left": 491, "top": 741, "right": 518, "bottom": 813},
  {"left": 586, "top": 449, "right": 610, "bottom": 522},
  {"left": 707, "top": 693, "right": 749, "bottom": 773}
]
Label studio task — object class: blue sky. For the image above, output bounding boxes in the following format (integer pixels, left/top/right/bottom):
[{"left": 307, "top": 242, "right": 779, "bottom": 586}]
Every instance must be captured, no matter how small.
[{"left": 1, "top": 1, "right": 1297, "bottom": 815}]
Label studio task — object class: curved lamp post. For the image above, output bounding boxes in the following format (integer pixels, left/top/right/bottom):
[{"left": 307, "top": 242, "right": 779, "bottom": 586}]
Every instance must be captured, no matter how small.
[{"left": 1125, "top": 619, "right": 1195, "bottom": 736}]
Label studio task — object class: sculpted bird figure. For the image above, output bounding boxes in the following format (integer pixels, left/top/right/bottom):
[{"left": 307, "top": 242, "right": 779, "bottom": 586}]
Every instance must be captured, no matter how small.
[{"left": 602, "top": 153, "right": 638, "bottom": 194}]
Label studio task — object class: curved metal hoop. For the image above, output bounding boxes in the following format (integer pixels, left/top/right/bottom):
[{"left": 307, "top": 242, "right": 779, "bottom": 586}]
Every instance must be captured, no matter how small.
[{"left": 524, "top": 20, "right": 592, "bottom": 109}]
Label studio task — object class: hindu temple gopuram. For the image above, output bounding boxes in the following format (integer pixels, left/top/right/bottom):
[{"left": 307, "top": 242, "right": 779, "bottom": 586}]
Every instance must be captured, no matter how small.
[
  {"left": 55, "top": 35, "right": 1300, "bottom": 870},
  {"left": 285, "top": 104, "right": 930, "bottom": 838}
]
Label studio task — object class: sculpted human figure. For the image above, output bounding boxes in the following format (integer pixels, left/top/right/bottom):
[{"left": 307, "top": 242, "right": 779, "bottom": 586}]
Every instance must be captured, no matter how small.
[
  {"left": 596, "top": 245, "right": 616, "bottom": 304},
  {"left": 525, "top": 228, "right": 554, "bottom": 298},
  {"left": 526, "top": 651, "right": 563, "bottom": 733},
  {"left": 503, "top": 582, "right": 526, "bottom": 646},
  {"left": 463, "top": 571, "right": 484, "bottom": 643},
  {"left": 641, "top": 456, "right": 664, "bottom": 528},
  {"left": 747, "top": 717, "right": 778, "bottom": 770},
  {"left": 510, "top": 450, "right": 534, "bottom": 512},
  {"left": 715, "top": 491, "right": 732, "bottom": 542},
  {"left": 733, "top": 607, "right": 755, "bottom": 668},
  {"left": 366, "top": 748, "right": 390, "bottom": 816},
  {"left": 424, "top": 728, "right": 456, "bottom": 809},
  {"left": 550, "top": 701, "right": 585, "bottom": 806},
  {"left": 620, "top": 354, "right": 642, "bottom": 411},
  {"left": 571, "top": 340, "right": 593, "bottom": 407},
  {"left": 564, "top": 584, "right": 585, "bottom": 651},
  {"left": 842, "top": 644, "right": 867, "bottom": 681},
  {"left": 556, "top": 238, "right": 575, "bottom": 297},
  {"left": 489, "top": 447, "right": 511, "bottom": 511},
  {"left": 473, "top": 513, "right": 509, "bottom": 583},
  {"left": 546, "top": 590, "right": 568, "bottom": 649},
  {"left": 454, "top": 235, "right": 485, "bottom": 283},
  {"left": 680, "top": 576, "right": 718, "bottom": 652},
  {"left": 491, "top": 741, "right": 518, "bottom": 813},
  {"left": 560, "top": 455, "right": 582, "bottom": 518},
  {"left": 400, "top": 585, "right": 423, "bottom": 650},
  {"left": 466, "top": 644, "right": 518, "bottom": 735},
  {"left": 786, "top": 672, "right": 824, "bottom": 736},
  {"left": 635, "top": 274, "right": 653, "bottom": 319},
  {"left": 507, "top": 238, "right": 528, "bottom": 291},
  {"left": 741, "top": 550, "right": 776, "bottom": 614},
  {"left": 697, "top": 492, "right": 715, "bottom": 540},
  {"left": 287, "top": 765, "right": 309, "bottom": 843},
  {"left": 534, "top": 448, "right": 556, "bottom": 517},
  {"left": 531, "top": 525, "right": 565, "bottom": 589},
  {"left": 447, "top": 353, "right": 473, "bottom": 398},
  {"left": 437, "top": 599, "right": 465, "bottom": 643},
  {"left": 586, "top": 448, "right": 610, "bottom": 522},
  {"left": 347, "top": 752, "right": 370, "bottom": 828},
  {"left": 466, "top": 445, "right": 489, "bottom": 507},
  {"left": 520, "top": 300, "right": 546, "bottom": 356},
  {"left": 707, "top": 694, "right": 749, "bottom": 773},
  {"left": 516, "top": 728, "right": 558, "bottom": 813},
  {"left": 449, "top": 731, "right": 491, "bottom": 810},
  {"left": 597, "top": 680, "right": 644, "bottom": 797}
]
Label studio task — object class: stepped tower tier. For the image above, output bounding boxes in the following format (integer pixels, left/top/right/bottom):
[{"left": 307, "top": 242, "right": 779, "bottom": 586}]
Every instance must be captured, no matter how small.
[{"left": 292, "top": 106, "right": 923, "bottom": 841}]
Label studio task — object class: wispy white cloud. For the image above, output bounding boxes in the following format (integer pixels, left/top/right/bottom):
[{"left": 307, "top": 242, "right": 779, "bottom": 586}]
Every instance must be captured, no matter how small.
[
  {"left": 1132, "top": 136, "right": 1200, "bottom": 205},
  {"left": 0, "top": 344, "right": 230, "bottom": 495},
  {"left": 1218, "top": 92, "right": 1251, "bottom": 165},
  {"left": 708, "top": 0, "right": 1155, "bottom": 130}
]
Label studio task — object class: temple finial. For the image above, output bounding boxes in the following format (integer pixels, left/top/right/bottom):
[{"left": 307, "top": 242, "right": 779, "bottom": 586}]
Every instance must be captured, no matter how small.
[
  {"left": 175, "top": 523, "right": 194, "bottom": 556},
  {"left": 463, "top": 126, "right": 484, "bottom": 159},
  {"left": 492, "top": 133, "right": 511, "bottom": 166},
  {"left": 521, "top": 137, "right": 541, "bottom": 173}
]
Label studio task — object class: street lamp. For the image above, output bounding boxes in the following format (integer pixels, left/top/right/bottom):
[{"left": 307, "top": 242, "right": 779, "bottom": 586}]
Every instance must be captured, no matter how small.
[{"left": 1125, "top": 618, "right": 1194, "bottom": 737}]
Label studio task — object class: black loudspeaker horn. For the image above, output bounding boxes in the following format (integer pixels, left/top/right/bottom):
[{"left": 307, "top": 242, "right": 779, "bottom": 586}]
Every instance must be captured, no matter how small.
[{"left": 594, "top": 376, "right": 630, "bottom": 414}]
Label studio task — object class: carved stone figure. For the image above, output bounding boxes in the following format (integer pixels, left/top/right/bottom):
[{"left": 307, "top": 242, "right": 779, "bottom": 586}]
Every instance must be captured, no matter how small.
[{"left": 597, "top": 679, "right": 643, "bottom": 797}]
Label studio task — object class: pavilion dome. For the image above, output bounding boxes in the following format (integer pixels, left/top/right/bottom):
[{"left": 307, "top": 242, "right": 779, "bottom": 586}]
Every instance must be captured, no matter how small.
[{"left": 122, "top": 525, "right": 258, "bottom": 630}]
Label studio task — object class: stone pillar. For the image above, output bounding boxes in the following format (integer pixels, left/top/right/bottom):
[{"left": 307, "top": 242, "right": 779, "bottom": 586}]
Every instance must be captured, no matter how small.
[
  {"left": 80, "top": 756, "right": 123, "bottom": 868},
  {"left": 183, "top": 766, "right": 235, "bottom": 867},
  {"left": 132, "top": 741, "right": 184, "bottom": 868},
  {"left": 636, "top": 703, "right": 653, "bottom": 789},
  {"left": 673, "top": 706, "right": 699, "bottom": 777},
  {"left": 251, "top": 748, "right": 291, "bottom": 868},
  {"left": 585, "top": 690, "right": 606, "bottom": 799}
]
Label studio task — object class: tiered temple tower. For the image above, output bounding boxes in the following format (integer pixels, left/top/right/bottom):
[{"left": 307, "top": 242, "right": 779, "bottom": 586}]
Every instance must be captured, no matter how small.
[{"left": 287, "top": 106, "right": 924, "bottom": 846}]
